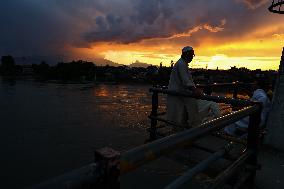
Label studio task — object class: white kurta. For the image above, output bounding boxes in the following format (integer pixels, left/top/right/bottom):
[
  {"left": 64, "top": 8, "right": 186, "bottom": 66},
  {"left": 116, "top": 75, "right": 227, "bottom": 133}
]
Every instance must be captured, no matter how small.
[
  {"left": 197, "top": 99, "right": 221, "bottom": 123},
  {"left": 224, "top": 88, "right": 271, "bottom": 135},
  {"left": 166, "top": 58, "right": 199, "bottom": 127}
]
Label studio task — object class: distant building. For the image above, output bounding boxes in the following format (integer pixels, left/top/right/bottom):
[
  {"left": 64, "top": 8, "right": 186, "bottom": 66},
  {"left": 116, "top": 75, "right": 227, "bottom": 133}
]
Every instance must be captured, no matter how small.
[{"left": 22, "top": 65, "right": 34, "bottom": 75}]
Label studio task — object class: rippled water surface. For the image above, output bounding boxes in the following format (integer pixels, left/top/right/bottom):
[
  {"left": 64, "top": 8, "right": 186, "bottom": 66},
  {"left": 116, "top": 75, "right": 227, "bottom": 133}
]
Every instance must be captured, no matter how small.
[
  {"left": 0, "top": 78, "right": 156, "bottom": 188},
  {"left": 0, "top": 78, "right": 238, "bottom": 188}
]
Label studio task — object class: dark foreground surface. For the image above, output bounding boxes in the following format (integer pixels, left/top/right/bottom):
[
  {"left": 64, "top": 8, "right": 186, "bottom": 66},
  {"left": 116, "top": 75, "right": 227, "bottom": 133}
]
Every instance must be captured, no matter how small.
[
  {"left": 256, "top": 146, "right": 284, "bottom": 189},
  {"left": 121, "top": 136, "right": 284, "bottom": 189}
]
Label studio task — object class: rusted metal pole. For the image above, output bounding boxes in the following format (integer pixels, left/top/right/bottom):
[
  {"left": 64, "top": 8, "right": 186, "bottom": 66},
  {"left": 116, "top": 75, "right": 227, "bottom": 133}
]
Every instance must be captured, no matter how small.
[
  {"left": 246, "top": 102, "right": 262, "bottom": 187},
  {"left": 150, "top": 91, "right": 158, "bottom": 141},
  {"left": 120, "top": 105, "right": 259, "bottom": 175},
  {"left": 232, "top": 82, "right": 239, "bottom": 111},
  {"left": 233, "top": 82, "right": 238, "bottom": 99},
  {"left": 208, "top": 150, "right": 252, "bottom": 189},
  {"left": 149, "top": 88, "right": 256, "bottom": 107}
]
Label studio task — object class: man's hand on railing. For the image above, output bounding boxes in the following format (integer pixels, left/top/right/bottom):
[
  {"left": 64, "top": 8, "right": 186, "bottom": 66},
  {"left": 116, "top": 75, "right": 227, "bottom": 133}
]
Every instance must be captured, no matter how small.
[
  {"left": 186, "top": 86, "right": 202, "bottom": 97},
  {"left": 193, "top": 88, "right": 203, "bottom": 97}
]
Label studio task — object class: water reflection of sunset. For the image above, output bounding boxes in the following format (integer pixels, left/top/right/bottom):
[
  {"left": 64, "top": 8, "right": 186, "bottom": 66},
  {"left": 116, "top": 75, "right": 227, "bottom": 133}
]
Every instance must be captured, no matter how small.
[
  {"left": 91, "top": 84, "right": 153, "bottom": 129},
  {"left": 94, "top": 86, "right": 110, "bottom": 97}
]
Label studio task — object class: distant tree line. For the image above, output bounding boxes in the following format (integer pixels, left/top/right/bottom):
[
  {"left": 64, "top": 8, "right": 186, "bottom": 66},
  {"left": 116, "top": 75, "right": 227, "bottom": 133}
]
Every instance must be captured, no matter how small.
[
  {"left": 0, "top": 55, "right": 278, "bottom": 87},
  {"left": 32, "top": 60, "right": 96, "bottom": 81},
  {"left": 0, "top": 55, "right": 169, "bottom": 84},
  {"left": 0, "top": 55, "right": 22, "bottom": 75}
]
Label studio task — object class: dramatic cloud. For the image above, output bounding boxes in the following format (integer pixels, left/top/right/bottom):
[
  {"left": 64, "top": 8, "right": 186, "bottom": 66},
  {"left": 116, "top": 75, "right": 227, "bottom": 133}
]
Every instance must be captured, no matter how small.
[
  {"left": 0, "top": 0, "right": 85, "bottom": 57},
  {"left": 82, "top": 0, "right": 279, "bottom": 46},
  {"left": 0, "top": 0, "right": 283, "bottom": 64},
  {"left": 83, "top": 0, "right": 230, "bottom": 43}
]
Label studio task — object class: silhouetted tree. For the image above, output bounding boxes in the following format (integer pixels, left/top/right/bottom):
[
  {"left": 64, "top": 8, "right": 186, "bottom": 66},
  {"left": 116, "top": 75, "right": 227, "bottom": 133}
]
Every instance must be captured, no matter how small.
[
  {"left": 32, "top": 61, "right": 50, "bottom": 77},
  {"left": 53, "top": 60, "right": 96, "bottom": 81},
  {"left": 1, "top": 55, "right": 16, "bottom": 75}
]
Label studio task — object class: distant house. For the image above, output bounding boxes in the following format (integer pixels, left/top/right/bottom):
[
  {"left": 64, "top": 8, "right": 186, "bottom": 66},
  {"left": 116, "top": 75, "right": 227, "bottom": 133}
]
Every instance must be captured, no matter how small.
[{"left": 146, "top": 65, "right": 159, "bottom": 75}]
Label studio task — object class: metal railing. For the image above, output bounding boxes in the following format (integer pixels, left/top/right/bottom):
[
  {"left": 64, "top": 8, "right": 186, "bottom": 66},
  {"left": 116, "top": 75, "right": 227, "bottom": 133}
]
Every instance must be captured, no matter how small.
[
  {"left": 196, "top": 81, "right": 254, "bottom": 99},
  {"left": 28, "top": 83, "right": 261, "bottom": 189},
  {"left": 143, "top": 86, "right": 262, "bottom": 189}
]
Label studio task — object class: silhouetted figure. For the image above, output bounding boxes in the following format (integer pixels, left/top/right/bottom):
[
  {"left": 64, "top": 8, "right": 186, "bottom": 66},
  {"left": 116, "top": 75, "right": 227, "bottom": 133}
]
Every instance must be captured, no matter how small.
[
  {"left": 166, "top": 46, "right": 202, "bottom": 128},
  {"left": 224, "top": 79, "right": 271, "bottom": 138},
  {"left": 170, "top": 60, "right": 174, "bottom": 68}
]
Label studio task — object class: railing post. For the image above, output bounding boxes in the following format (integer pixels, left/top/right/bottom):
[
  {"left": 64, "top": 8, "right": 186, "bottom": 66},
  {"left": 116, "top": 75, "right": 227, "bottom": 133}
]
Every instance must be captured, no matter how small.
[
  {"left": 233, "top": 83, "right": 238, "bottom": 99},
  {"left": 94, "top": 147, "right": 120, "bottom": 189},
  {"left": 232, "top": 82, "right": 239, "bottom": 111},
  {"left": 150, "top": 91, "right": 158, "bottom": 141},
  {"left": 246, "top": 103, "right": 262, "bottom": 188}
]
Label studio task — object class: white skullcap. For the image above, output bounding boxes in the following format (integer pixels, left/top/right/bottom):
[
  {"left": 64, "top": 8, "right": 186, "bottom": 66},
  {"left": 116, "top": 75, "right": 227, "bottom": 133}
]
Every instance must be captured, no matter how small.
[{"left": 182, "top": 46, "right": 194, "bottom": 53}]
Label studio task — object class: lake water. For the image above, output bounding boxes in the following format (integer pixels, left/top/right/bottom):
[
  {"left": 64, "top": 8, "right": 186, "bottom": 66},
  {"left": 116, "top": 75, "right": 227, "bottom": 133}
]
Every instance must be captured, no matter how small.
[
  {"left": 0, "top": 77, "right": 235, "bottom": 188},
  {"left": 0, "top": 78, "right": 156, "bottom": 188}
]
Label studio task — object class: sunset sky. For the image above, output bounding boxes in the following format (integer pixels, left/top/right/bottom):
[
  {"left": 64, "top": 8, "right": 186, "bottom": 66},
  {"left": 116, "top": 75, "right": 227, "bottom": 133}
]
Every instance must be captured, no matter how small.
[{"left": 0, "top": 0, "right": 284, "bottom": 70}]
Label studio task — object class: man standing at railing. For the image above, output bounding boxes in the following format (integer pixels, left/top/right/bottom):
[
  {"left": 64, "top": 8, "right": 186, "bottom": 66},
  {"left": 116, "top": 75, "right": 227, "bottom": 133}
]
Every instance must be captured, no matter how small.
[{"left": 166, "top": 46, "right": 202, "bottom": 128}]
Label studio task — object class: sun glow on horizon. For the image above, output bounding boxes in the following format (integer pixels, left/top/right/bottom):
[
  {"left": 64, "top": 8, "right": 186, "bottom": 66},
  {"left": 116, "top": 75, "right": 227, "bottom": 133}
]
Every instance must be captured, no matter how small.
[
  {"left": 72, "top": 27, "right": 284, "bottom": 71},
  {"left": 101, "top": 50, "right": 280, "bottom": 70}
]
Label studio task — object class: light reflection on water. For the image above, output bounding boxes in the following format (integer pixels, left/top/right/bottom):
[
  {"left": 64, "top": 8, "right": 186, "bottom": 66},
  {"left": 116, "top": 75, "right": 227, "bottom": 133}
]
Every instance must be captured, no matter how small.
[
  {"left": 91, "top": 84, "right": 155, "bottom": 129},
  {"left": 0, "top": 78, "right": 248, "bottom": 188},
  {"left": 0, "top": 79, "right": 154, "bottom": 188}
]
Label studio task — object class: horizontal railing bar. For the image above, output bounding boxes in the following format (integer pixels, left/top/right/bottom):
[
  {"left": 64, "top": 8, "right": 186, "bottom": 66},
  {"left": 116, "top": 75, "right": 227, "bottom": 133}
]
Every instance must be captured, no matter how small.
[
  {"left": 212, "top": 132, "right": 247, "bottom": 145},
  {"left": 164, "top": 143, "right": 234, "bottom": 189},
  {"left": 120, "top": 105, "right": 260, "bottom": 175},
  {"left": 191, "top": 143, "right": 238, "bottom": 161},
  {"left": 208, "top": 150, "right": 252, "bottom": 189},
  {"left": 148, "top": 115, "right": 188, "bottom": 128},
  {"left": 158, "top": 82, "right": 254, "bottom": 89},
  {"left": 149, "top": 88, "right": 257, "bottom": 106},
  {"left": 196, "top": 82, "right": 254, "bottom": 87}
]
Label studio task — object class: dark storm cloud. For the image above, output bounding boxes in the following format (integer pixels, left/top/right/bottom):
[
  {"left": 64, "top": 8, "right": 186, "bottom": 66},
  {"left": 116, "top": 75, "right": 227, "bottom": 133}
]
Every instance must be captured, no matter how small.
[
  {"left": 0, "top": 0, "right": 280, "bottom": 56},
  {"left": 0, "top": 0, "right": 70, "bottom": 56},
  {"left": 0, "top": 0, "right": 100, "bottom": 56},
  {"left": 83, "top": 0, "right": 277, "bottom": 44},
  {"left": 84, "top": 0, "right": 228, "bottom": 43}
]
